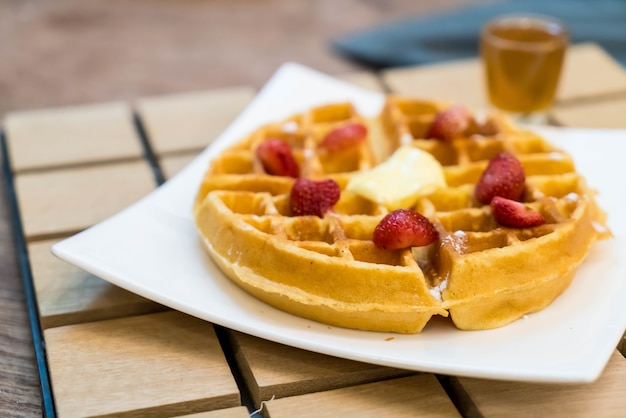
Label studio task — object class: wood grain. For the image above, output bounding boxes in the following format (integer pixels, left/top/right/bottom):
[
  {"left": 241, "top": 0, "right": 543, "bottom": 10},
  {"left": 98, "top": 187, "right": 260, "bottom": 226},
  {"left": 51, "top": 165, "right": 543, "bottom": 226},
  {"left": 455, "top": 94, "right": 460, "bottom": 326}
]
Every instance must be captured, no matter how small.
[
  {"left": 382, "top": 57, "right": 486, "bottom": 107},
  {"left": 0, "top": 0, "right": 474, "bottom": 117},
  {"left": 552, "top": 97, "right": 626, "bottom": 128},
  {"left": 556, "top": 43, "right": 626, "bottom": 102},
  {"left": 179, "top": 406, "right": 251, "bottom": 418},
  {"left": 28, "top": 238, "right": 166, "bottom": 329},
  {"left": 137, "top": 87, "right": 256, "bottom": 155},
  {"left": 44, "top": 311, "right": 240, "bottom": 417},
  {"left": 4, "top": 102, "right": 143, "bottom": 172},
  {"left": 382, "top": 43, "right": 626, "bottom": 110},
  {"left": 456, "top": 351, "right": 626, "bottom": 417},
  {"left": 230, "top": 331, "right": 415, "bottom": 406},
  {"left": 264, "top": 374, "right": 460, "bottom": 417},
  {"left": 15, "top": 161, "right": 156, "bottom": 239},
  {"left": 0, "top": 151, "right": 42, "bottom": 416}
]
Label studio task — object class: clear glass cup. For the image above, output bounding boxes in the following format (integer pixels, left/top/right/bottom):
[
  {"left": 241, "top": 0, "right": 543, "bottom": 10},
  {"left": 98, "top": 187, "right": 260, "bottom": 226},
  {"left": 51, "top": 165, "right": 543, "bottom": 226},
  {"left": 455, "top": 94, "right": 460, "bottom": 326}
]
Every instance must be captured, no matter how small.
[{"left": 481, "top": 14, "right": 569, "bottom": 121}]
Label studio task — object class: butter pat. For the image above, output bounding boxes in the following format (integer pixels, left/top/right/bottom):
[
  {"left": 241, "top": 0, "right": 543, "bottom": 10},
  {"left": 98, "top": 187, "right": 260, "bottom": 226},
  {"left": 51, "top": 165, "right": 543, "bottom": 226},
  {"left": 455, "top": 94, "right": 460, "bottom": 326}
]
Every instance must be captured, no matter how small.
[{"left": 346, "top": 146, "right": 446, "bottom": 210}]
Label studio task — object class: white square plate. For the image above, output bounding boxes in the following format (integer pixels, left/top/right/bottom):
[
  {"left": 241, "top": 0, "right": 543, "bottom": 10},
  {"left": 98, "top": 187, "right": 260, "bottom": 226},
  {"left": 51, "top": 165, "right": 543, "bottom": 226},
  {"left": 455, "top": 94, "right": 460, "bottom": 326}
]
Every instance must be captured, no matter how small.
[{"left": 53, "top": 63, "right": 626, "bottom": 383}]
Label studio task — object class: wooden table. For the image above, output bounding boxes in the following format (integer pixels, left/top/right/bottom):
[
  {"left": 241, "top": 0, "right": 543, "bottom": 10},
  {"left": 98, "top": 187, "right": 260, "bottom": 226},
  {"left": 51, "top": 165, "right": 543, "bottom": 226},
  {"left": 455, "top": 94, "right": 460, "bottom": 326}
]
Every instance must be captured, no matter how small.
[{"left": 2, "top": 2, "right": 626, "bottom": 417}]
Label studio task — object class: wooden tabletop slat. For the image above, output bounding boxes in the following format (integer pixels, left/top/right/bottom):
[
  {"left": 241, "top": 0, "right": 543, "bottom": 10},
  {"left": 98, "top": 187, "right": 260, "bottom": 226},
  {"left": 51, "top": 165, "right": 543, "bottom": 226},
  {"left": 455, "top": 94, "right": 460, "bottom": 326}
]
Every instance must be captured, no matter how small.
[
  {"left": 456, "top": 350, "right": 626, "bottom": 418},
  {"left": 14, "top": 161, "right": 156, "bottom": 240},
  {"left": 382, "top": 43, "right": 626, "bottom": 111},
  {"left": 552, "top": 97, "right": 626, "bottom": 128},
  {"left": 4, "top": 102, "right": 144, "bottom": 172},
  {"left": 382, "top": 57, "right": 486, "bottom": 107},
  {"left": 556, "top": 43, "right": 626, "bottom": 103},
  {"left": 136, "top": 87, "right": 256, "bottom": 156},
  {"left": 263, "top": 374, "right": 461, "bottom": 418},
  {"left": 176, "top": 406, "right": 251, "bottom": 418},
  {"left": 28, "top": 238, "right": 166, "bottom": 329},
  {"left": 44, "top": 311, "right": 240, "bottom": 417},
  {"left": 229, "top": 331, "right": 415, "bottom": 407}
]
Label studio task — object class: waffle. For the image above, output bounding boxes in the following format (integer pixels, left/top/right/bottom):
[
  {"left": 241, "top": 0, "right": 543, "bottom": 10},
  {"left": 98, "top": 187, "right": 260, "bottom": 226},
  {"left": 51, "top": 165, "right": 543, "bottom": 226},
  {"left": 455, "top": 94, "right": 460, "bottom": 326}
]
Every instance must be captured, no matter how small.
[{"left": 194, "top": 97, "right": 610, "bottom": 333}]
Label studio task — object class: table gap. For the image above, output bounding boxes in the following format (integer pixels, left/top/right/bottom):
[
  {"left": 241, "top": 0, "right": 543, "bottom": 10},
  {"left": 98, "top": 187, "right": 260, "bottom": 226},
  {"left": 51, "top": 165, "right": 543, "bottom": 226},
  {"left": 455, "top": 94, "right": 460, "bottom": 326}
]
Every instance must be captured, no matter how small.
[{"left": 0, "top": 130, "right": 56, "bottom": 417}]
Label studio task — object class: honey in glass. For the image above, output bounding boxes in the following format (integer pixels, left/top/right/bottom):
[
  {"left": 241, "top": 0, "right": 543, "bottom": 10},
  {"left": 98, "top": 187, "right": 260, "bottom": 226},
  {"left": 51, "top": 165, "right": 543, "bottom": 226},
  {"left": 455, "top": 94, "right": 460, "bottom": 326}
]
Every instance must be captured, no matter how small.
[{"left": 481, "top": 15, "right": 568, "bottom": 114}]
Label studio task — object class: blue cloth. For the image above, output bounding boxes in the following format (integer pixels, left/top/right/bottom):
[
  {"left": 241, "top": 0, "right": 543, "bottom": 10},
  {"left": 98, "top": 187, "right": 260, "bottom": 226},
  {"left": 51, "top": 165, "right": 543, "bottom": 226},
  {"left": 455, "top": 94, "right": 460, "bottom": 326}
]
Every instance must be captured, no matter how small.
[{"left": 333, "top": 0, "right": 626, "bottom": 68}]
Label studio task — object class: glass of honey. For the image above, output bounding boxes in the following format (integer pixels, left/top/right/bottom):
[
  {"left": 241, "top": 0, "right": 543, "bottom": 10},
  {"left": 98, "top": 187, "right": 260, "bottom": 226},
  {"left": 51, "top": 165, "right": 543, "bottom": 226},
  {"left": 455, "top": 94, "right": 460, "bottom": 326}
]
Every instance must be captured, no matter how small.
[{"left": 481, "top": 14, "right": 568, "bottom": 119}]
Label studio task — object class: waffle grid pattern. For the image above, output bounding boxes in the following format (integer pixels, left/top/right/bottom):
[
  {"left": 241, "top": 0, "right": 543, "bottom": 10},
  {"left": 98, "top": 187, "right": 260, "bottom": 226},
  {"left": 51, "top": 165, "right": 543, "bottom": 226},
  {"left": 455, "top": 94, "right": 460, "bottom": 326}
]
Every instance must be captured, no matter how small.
[{"left": 195, "top": 97, "right": 607, "bottom": 333}]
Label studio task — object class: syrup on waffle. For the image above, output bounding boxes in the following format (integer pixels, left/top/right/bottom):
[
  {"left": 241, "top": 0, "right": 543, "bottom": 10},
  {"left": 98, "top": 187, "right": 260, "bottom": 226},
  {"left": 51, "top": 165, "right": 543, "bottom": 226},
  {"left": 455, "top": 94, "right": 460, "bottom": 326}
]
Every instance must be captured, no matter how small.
[{"left": 194, "top": 97, "right": 610, "bottom": 333}]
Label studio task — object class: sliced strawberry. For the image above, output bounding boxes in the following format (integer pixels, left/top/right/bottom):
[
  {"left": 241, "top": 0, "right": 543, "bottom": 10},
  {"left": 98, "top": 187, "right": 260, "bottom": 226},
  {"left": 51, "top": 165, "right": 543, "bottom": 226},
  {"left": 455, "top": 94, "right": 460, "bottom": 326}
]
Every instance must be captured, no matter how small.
[
  {"left": 491, "top": 196, "right": 545, "bottom": 228},
  {"left": 426, "top": 105, "right": 471, "bottom": 141},
  {"left": 290, "top": 178, "right": 340, "bottom": 217},
  {"left": 373, "top": 209, "right": 438, "bottom": 250},
  {"left": 320, "top": 123, "right": 368, "bottom": 151},
  {"left": 256, "top": 139, "right": 300, "bottom": 178},
  {"left": 474, "top": 152, "right": 526, "bottom": 205}
]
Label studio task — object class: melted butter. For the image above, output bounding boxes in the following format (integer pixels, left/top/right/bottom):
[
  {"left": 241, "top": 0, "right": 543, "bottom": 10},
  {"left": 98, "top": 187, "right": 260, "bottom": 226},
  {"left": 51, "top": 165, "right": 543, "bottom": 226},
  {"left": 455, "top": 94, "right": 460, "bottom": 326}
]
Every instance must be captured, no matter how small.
[{"left": 346, "top": 146, "right": 447, "bottom": 210}]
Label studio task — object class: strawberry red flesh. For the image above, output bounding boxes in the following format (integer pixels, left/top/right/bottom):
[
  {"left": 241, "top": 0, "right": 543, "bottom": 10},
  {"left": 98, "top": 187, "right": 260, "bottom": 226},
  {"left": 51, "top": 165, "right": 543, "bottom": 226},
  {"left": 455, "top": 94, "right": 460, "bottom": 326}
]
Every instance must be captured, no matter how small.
[
  {"left": 320, "top": 123, "right": 368, "bottom": 151},
  {"left": 373, "top": 209, "right": 438, "bottom": 250},
  {"left": 256, "top": 139, "right": 300, "bottom": 178},
  {"left": 290, "top": 178, "right": 340, "bottom": 217},
  {"left": 491, "top": 196, "right": 545, "bottom": 228},
  {"left": 426, "top": 105, "right": 471, "bottom": 141},
  {"left": 475, "top": 152, "right": 526, "bottom": 205}
]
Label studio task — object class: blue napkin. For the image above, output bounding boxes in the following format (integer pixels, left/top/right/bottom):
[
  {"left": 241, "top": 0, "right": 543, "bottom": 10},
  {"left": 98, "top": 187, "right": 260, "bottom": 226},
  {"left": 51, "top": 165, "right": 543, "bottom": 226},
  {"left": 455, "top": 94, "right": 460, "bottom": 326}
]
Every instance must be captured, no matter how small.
[{"left": 333, "top": 0, "right": 626, "bottom": 68}]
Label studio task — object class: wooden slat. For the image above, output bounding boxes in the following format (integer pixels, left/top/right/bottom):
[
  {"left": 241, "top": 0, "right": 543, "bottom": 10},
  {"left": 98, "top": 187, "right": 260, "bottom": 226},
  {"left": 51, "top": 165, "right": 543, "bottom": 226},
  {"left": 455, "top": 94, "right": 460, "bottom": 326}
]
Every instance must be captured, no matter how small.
[
  {"left": 456, "top": 351, "right": 626, "bottom": 418},
  {"left": 0, "top": 192, "right": 42, "bottom": 416},
  {"left": 176, "top": 406, "right": 251, "bottom": 418},
  {"left": 382, "top": 43, "right": 626, "bottom": 110},
  {"left": 552, "top": 97, "right": 626, "bottom": 128},
  {"left": 557, "top": 43, "right": 626, "bottom": 102},
  {"left": 264, "top": 374, "right": 460, "bottom": 418},
  {"left": 4, "top": 102, "right": 143, "bottom": 172},
  {"left": 28, "top": 238, "right": 166, "bottom": 329},
  {"left": 44, "top": 311, "right": 240, "bottom": 417},
  {"left": 136, "top": 87, "right": 256, "bottom": 155},
  {"left": 14, "top": 161, "right": 155, "bottom": 239},
  {"left": 382, "top": 57, "right": 486, "bottom": 108},
  {"left": 229, "top": 331, "right": 415, "bottom": 406}
]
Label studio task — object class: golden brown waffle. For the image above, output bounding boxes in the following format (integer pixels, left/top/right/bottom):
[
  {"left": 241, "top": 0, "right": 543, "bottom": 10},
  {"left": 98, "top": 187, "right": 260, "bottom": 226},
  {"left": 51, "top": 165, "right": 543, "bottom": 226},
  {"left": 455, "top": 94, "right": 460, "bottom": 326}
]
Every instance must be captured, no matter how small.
[{"left": 194, "top": 97, "right": 610, "bottom": 333}]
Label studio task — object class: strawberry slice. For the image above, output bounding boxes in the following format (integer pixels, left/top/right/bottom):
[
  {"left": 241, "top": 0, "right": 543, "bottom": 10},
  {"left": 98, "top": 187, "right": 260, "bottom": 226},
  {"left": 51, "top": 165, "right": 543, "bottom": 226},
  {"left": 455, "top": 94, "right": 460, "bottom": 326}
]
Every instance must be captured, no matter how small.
[
  {"left": 475, "top": 152, "right": 526, "bottom": 205},
  {"left": 426, "top": 105, "right": 471, "bottom": 141},
  {"left": 491, "top": 196, "right": 545, "bottom": 228},
  {"left": 290, "top": 178, "right": 340, "bottom": 217},
  {"left": 320, "top": 123, "right": 368, "bottom": 151},
  {"left": 373, "top": 209, "right": 438, "bottom": 250},
  {"left": 256, "top": 139, "right": 300, "bottom": 178}
]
